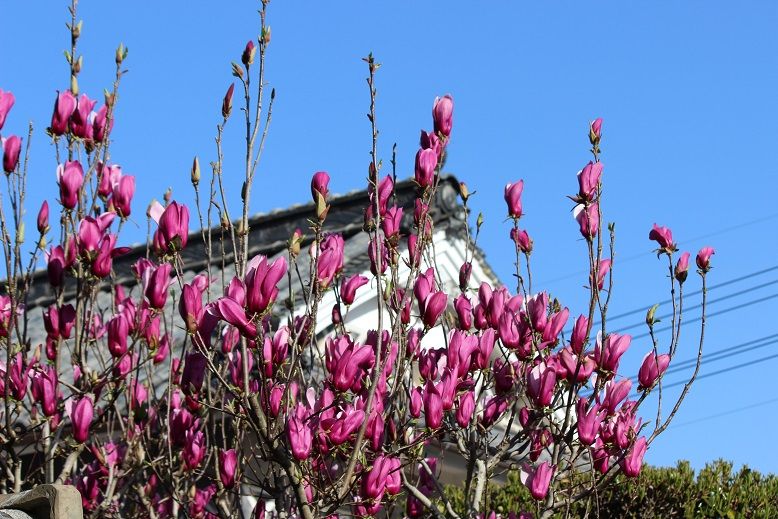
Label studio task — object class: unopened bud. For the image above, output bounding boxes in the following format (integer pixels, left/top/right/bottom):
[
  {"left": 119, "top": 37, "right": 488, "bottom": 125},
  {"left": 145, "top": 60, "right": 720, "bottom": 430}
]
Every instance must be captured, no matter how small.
[
  {"left": 116, "top": 43, "right": 126, "bottom": 65},
  {"left": 231, "top": 62, "right": 244, "bottom": 79},
  {"left": 262, "top": 26, "right": 271, "bottom": 46},
  {"left": 104, "top": 89, "right": 115, "bottom": 107},
  {"left": 646, "top": 303, "right": 660, "bottom": 327},
  {"left": 288, "top": 229, "right": 303, "bottom": 257},
  {"left": 73, "top": 20, "right": 83, "bottom": 39},
  {"left": 476, "top": 212, "right": 484, "bottom": 229},
  {"left": 459, "top": 182, "right": 470, "bottom": 202},
  {"left": 191, "top": 157, "right": 200, "bottom": 186},
  {"left": 241, "top": 40, "right": 256, "bottom": 66},
  {"left": 16, "top": 223, "right": 25, "bottom": 245},
  {"left": 221, "top": 214, "right": 230, "bottom": 229},
  {"left": 222, "top": 84, "right": 235, "bottom": 119},
  {"left": 73, "top": 55, "right": 83, "bottom": 74},
  {"left": 70, "top": 75, "right": 79, "bottom": 96},
  {"left": 164, "top": 187, "right": 172, "bottom": 204}
]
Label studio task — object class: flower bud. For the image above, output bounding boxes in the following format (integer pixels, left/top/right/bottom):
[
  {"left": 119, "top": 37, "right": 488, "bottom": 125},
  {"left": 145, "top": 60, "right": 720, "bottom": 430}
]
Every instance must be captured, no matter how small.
[
  {"left": 191, "top": 156, "right": 200, "bottom": 186},
  {"left": 3, "top": 135, "right": 21, "bottom": 173},
  {"left": 222, "top": 83, "right": 235, "bottom": 119},
  {"left": 241, "top": 40, "right": 256, "bottom": 66}
]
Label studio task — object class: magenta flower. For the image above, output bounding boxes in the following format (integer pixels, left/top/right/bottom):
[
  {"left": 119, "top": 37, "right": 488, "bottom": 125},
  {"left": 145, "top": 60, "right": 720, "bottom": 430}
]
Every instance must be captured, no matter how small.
[
  {"left": 576, "top": 397, "right": 604, "bottom": 445},
  {"left": 316, "top": 234, "right": 345, "bottom": 287},
  {"left": 594, "top": 333, "right": 631, "bottom": 374},
  {"left": 154, "top": 201, "right": 189, "bottom": 253},
  {"left": 526, "top": 362, "right": 557, "bottom": 407},
  {"left": 71, "top": 396, "right": 94, "bottom": 443},
  {"left": 180, "top": 352, "right": 207, "bottom": 396},
  {"left": 414, "top": 147, "right": 437, "bottom": 189},
  {"left": 57, "top": 161, "right": 84, "bottom": 210},
  {"left": 382, "top": 205, "right": 403, "bottom": 239},
  {"left": 423, "top": 381, "right": 444, "bottom": 429},
  {"left": 92, "top": 105, "right": 113, "bottom": 143},
  {"left": 638, "top": 351, "right": 670, "bottom": 390},
  {"left": 183, "top": 429, "right": 206, "bottom": 471},
  {"left": 287, "top": 403, "right": 312, "bottom": 460},
  {"left": 37, "top": 201, "right": 49, "bottom": 235},
  {"left": 112, "top": 175, "right": 135, "bottom": 218},
  {"left": 574, "top": 202, "right": 600, "bottom": 239},
  {"left": 570, "top": 315, "right": 589, "bottom": 354},
  {"left": 0, "top": 89, "right": 15, "bottom": 130},
  {"left": 31, "top": 366, "right": 58, "bottom": 416},
  {"left": 590, "top": 117, "right": 603, "bottom": 140},
  {"left": 145, "top": 263, "right": 173, "bottom": 310},
  {"left": 456, "top": 390, "right": 475, "bottom": 427},
  {"left": 511, "top": 227, "right": 533, "bottom": 254},
  {"left": 328, "top": 408, "right": 365, "bottom": 445},
  {"left": 422, "top": 291, "right": 447, "bottom": 328},
  {"left": 311, "top": 171, "right": 330, "bottom": 202},
  {"left": 696, "top": 246, "right": 715, "bottom": 272},
  {"left": 245, "top": 254, "right": 287, "bottom": 315},
  {"left": 50, "top": 91, "right": 77, "bottom": 136},
  {"left": 649, "top": 223, "right": 676, "bottom": 253},
  {"left": 594, "top": 258, "right": 611, "bottom": 291},
  {"left": 340, "top": 274, "right": 369, "bottom": 306},
  {"left": 179, "top": 284, "right": 204, "bottom": 334},
  {"left": 600, "top": 379, "right": 632, "bottom": 414},
  {"left": 524, "top": 462, "right": 554, "bottom": 500},
  {"left": 242, "top": 39, "right": 256, "bottom": 66},
  {"left": 577, "top": 161, "right": 603, "bottom": 202},
  {"left": 432, "top": 94, "right": 454, "bottom": 138},
  {"left": 2, "top": 135, "right": 21, "bottom": 173},
  {"left": 504, "top": 180, "right": 524, "bottom": 219},
  {"left": 675, "top": 251, "right": 691, "bottom": 283},
  {"left": 106, "top": 314, "right": 129, "bottom": 357},
  {"left": 621, "top": 436, "right": 647, "bottom": 477},
  {"left": 219, "top": 449, "right": 238, "bottom": 488},
  {"left": 454, "top": 295, "right": 472, "bottom": 330},
  {"left": 70, "top": 93, "right": 97, "bottom": 139}
]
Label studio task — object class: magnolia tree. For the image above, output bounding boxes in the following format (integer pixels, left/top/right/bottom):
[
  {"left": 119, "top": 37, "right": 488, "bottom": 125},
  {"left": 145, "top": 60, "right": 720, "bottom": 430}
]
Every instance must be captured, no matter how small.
[{"left": 0, "top": 2, "right": 714, "bottom": 518}]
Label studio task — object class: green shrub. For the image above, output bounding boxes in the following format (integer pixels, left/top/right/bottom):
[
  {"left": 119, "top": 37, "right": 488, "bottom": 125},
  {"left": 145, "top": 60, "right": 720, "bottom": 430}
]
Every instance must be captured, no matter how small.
[{"left": 444, "top": 460, "right": 778, "bottom": 518}]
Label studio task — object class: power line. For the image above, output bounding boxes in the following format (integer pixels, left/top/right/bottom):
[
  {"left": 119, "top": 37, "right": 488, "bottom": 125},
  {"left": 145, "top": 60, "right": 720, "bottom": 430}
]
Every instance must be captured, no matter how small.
[
  {"left": 627, "top": 333, "right": 778, "bottom": 382},
  {"left": 670, "top": 396, "right": 778, "bottom": 429},
  {"left": 657, "top": 350, "right": 778, "bottom": 391},
  {"left": 632, "top": 292, "right": 778, "bottom": 341},
  {"left": 600, "top": 265, "right": 778, "bottom": 324},
  {"left": 617, "top": 279, "right": 778, "bottom": 333}
]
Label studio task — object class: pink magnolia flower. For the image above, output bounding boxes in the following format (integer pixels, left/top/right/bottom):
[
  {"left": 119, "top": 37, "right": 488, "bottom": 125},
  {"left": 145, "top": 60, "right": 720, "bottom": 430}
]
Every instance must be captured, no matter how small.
[
  {"left": 423, "top": 381, "right": 444, "bottom": 429},
  {"left": 368, "top": 236, "right": 388, "bottom": 275},
  {"left": 511, "top": 227, "right": 533, "bottom": 254},
  {"left": 504, "top": 180, "right": 524, "bottom": 219},
  {"left": 526, "top": 362, "right": 556, "bottom": 407},
  {"left": 0, "top": 352, "right": 33, "bottom": 400},
  {"left": 92, "top": 105, "right": 113, "bottom": 143},
  {"left": 154, "top": 201, "right": 189, "bottom": 253},
  {"left": 574, "top": 202, "right": 600, "bottom": 239},
  {"left": 590, "top": 117, "right": 603, "bottom": 140},
  {"left": 621, "top": 436, "right": 647, "bottom": 477},
  {"left": 145, "top": 263, "right": 173, "bottom": 309},
  {"left": 422, "top": 291, "right": 447, "bottom": 328},
  {"left": 71, "top": 396, "right": 94, "bottom": 443},
  {"left": 570, "top": 315, "right": 589, "bottom": 354},
  {"left": 183, "top": 429, "right": 206, "bottom": 471},
  {"left": 287, "top": 403, "right": 312, "bottom": 460},
  {"left": 456, "top": 390, "right": 475, "bottom": 427},
  {"left": 37, "top": 201, "right": 49, "bottom": 234},
  {"left": 594, "top": 333, "right": 631, "bottom": 374},
  {"left": 638, "top": 351, "right": 670, "bottom": 390},
  {"left": 454, "top": 295, "right": 472, "bottom": 330},
  {"left": 46, "top": 246, "right": 67, "bottom": 287},
  {"left": 0, "top": 89, "right": 15, "bottom": 130},
  {"left": 2, "top": 135, "right": 21, "bottom": 173},
  {"left": 696, "top": 246, "right": 715, "bottom": 272},
  {"left": 340, "top": 274, "right": 369, "bottom": 306},
  {"left": 50, "top": 91, "right": 77, "bottom": 136},
  {"left": 30, "top": 366, "right": 58, "bottom": 416},
  {"left": 415, "top": 147, "right": 438, "bottom": 189},
  {"left": 649, "top": 224, "right": 675, "bottom": 253},
  {"left": 112, "top": 175, "right": 135, "bottom": 218},
  {"left": 219, "top": 449, "right": 238, "bottom": 488},
  {"left": 179, "top": 284, "right": 204, "bottom": 334},
  {"left": 180, "top": 352, "right": 207, "bottom": 396},
  {"left": 70, "top": 94, "right": 97, "bottom": 139},
  {"left": 600, "top": 379, "right": 632, "bottom": 414},
  {"left": 594, "top": 258, "right": 611, "bottom": 291},
  {"left": 327, "top": 408, "right": 365, "bottom": 445},
  {"left": 97, "top": 163, "right": 122, "bottom": 198},
  {"left": 57, "top": 161, "right": 84, "bottom": 210},
  {"left": 316, "top": 234, "right": 344, "bottom": 287},
  {"left": 675, "top": 251, "right": 691, "bottom": 283},
  {"left": 523, "top": 462, "right": 555, "bottom": 501},
  {"left": 106, "top": 314, "right": 129, "bottom": 357},
  {"left": 576, "top": 397, "right": 604, "bottom": 445},
  {"left": 311, "top": 171, "right": 330, "bottom": 202},
  {"left": 245, "top": 254, "right": 287, "bottom": 315},
  {"left": 382, "top": 205, "right": 403, "bottom": 239},
  {"left": 432, "top": 94, "right": 454, "bottom": 138},
  {"left": 577, "top": 161, "right": 603, "bottom": 202}
]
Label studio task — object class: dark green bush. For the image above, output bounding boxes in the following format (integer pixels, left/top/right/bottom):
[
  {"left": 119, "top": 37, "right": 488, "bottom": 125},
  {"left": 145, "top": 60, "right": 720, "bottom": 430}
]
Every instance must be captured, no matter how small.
[{"left": 444, "top": 460, "right": 778, "bottom": 518}]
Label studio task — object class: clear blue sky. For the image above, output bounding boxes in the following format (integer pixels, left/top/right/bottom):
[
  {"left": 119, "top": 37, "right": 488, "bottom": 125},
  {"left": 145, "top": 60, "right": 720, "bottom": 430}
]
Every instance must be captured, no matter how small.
[{"left": 3, "top": 2, "right": 778, "bottom": 474}]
